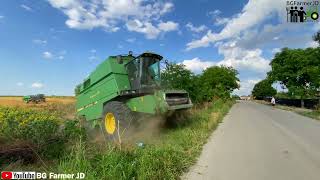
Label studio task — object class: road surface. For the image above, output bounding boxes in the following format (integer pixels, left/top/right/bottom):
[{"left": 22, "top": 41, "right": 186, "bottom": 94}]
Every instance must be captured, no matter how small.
[{"left": 184, "top": 101, "right": 320, "bottom": 180}]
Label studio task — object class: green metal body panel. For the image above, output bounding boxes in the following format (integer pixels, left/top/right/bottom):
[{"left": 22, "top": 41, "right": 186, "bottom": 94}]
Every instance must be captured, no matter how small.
[
  {"left": 125, "top": 90, "right": 193, "bottom": 114},
  {"left": 23, "top": 96, "right": 31, "bottom": 102},
  {"left": 76, "top": 52, "right": 193, "bottom": 121},
  {"left": 125, "top": 91, "right": 166, "bottom": 114},
  {"left": 76, "top": 56, "right": 133, "bottom": 120}
]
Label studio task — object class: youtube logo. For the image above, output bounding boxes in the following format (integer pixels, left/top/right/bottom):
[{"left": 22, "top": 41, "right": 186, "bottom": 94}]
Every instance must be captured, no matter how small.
[{"left": 1, "top": 172, "right": 12, "bottom": 179}]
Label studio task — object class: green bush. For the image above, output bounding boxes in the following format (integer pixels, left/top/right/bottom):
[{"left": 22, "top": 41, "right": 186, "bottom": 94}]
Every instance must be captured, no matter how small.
[
  {"left": 0, "top": 106, "right": 86, "bottom": 160},
  {"left": 0, "top": 107, "right": 60, "bottom": 144}
]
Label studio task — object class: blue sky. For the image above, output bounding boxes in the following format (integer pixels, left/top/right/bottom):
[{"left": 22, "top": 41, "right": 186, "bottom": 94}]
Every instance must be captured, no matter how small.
[{"left": 0, "top": 0, "right": 319, "bottom": 96}]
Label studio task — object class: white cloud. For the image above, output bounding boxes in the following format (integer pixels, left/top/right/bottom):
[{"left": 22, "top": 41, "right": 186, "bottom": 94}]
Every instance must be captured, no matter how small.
[
  {"left": 43, "top": 51, "right": 53, "bottom": 59},
  {"left": 306, "top": 41, "right": 318, "bottom": 48},
  {"left": 158, "top": 21, "right": 179, "bottom": 32},
  {"left": 207, "top": 10, "right": 221, "bottom": 17},
  {"left": 58, "top": 55, "right": 64, "bottom": 60},
  {"left": 186, "top": 0, "right": 285, "bottom": 50},
  {"left": 90, "top": 49, "right": 97, "bottom": 53},
  {"left": 183, "top": 41, "right": 270, "bottom": 76},
  {"left": 126, "top": 38, "right": 136, "bottom": 43},
  {"left": 208, "top": 9, "right": 230, "bottom": 26},
  {"left": 181, "top": 57, "right": 215, "bottom": 73},
  {"left": 0, "top": 15, "right": 4, "bottom": 19},
  {"left": 47, "top": 0, "right": 176, "bottom": 39},
  {"left": 42, "top": 51, "right": 66, "bottom": 60},
  {"left": 21, "top": 4, "right": 32, "bottom": 11},
  {"left": 273, "top": 36, "right": 279, "bottom": 40},
  {"left": 233, "top": 79, "right": 261, "bottom": 96},
  {"left": 214, "top": 17, "right": 230, "bottom": 26},
  {"left": 16, "top": 82, "right": 24, "bottom": 86},
  {"left": 235, "top": 23, "right": 315, "bottom": 50},
  {"left": 33, "top": 39, "right": 47, "bottom": 45},
  {"left": 31, "top": 82, "right": 44, "bottom": 88},
  {"left": 271, "top": 48, "right": 281, "bottom": 54},
  {"left": 216, "top": 41, "right": 270, "bottom": 73},
  {"left": 186, "top": 23, "right": 207, "bottom": 33},
  {"left": 314, "top": 22, "right": 320, "bottom": 30},
  {"left": 126, "top": 20, "right": 160, "bottom": 39},
  {"left": 89, "top": 55, "right": 97, "bottom": 61},
  {"left": 126, "top": 20, "right": 178, "bottom": 39}
]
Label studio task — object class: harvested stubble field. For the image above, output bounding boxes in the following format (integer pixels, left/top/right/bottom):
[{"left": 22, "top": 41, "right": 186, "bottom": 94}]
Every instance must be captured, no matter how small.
[{"left": 0, "top": 96, "right": 75, "bottom": 107}]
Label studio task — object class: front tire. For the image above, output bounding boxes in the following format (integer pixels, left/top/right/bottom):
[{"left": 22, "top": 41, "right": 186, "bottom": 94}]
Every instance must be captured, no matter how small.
[{"left": 101, "top": 101, "right": 134, "bottom": 145}]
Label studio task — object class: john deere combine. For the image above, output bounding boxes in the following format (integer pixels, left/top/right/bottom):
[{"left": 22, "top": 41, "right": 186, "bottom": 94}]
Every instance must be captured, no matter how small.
[
  {"left": 23, "top": 94, "right": 46, "bottom": 103},
  {"left": 76, "top": 52, "right": 192, "bottom": 142}
]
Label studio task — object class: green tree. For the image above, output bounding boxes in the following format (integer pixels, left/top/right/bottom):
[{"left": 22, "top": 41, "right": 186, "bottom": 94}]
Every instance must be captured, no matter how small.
[
  {"left": 268, "top": 47, "right": 320, "bottom": 106},
  {"left": 313, "top": 30, "right": 320, "bottom": 46},
  {"left": 252, "top": 79, "right": 276, "bottom": 99},
  {"left": 161, "top": 63, "right": 194, "bottom": 90},
  {"left": 161, "top": 63, "right": 202, "bottom": 102},
  {"left": 74, "top": 84, "right": 81, "bottom": 96},
  {"left": 161, "top": 64, "right": 239, "bottom": 103},
  {"left": 200, "top": 66, "right": 239, "bottom": 100}
]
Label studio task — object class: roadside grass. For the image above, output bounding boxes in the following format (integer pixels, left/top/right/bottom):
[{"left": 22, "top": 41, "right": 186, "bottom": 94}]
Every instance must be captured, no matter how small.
[
  {"left": 56, "top": 99, "right": 234, "bottom": 179},
  {"left": 1, "top": 99, "right": 234, "bottom": 179},
  {"left": 297, "top": 110, "right": 320, "bottom": 121}
]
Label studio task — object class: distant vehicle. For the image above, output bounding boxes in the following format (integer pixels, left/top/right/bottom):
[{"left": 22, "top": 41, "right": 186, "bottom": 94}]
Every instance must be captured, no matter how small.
[
  {"left": 240, "top": 96, "right": 251, "bottom": 100},
  {"left": 23, "top": 94, "right": 46, "bottom": 103}
]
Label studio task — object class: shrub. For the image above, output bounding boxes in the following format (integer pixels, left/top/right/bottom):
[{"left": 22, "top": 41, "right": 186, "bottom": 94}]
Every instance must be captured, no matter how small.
[{"left": 0, "top": 106, "right": 85, "bottom": 161}]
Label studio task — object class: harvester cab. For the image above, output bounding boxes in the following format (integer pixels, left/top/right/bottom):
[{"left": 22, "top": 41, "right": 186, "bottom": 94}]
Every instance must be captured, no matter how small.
[
  {"left": 125, "top": 52, "right": 161, "bottom": 92},
  {"left": 76, "top": 51, "right": 192, "bottom": 142}
]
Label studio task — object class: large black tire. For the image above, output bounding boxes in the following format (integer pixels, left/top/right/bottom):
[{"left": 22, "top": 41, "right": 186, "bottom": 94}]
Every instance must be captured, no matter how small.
[{"left": 101, "top": 101, "right": 134, "bottom": 145}]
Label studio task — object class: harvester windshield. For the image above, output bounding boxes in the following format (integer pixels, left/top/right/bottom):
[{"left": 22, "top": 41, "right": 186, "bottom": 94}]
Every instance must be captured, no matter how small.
[
  {"left": 141, "top": 56, "right": 160, "bottom": 86},
  {"left": 126, "top": 53, "right": 161, "bottom": 92}
]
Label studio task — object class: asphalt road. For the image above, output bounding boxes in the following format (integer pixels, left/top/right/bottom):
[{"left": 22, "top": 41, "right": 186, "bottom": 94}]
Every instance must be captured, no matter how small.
[{"left": 184, "top": 101, "right": 320, "bottom": 180}]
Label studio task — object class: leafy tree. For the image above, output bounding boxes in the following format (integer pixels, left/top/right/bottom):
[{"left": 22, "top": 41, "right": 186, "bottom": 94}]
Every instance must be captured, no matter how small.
[
  {"left": 161, "top": 63, "right": 239, "bottom": 103},
  {"left": 313, "top": 30, "right": 320, "bottom": 46},
  {"left": 74, "top": 85, "right": 81, "bottom": 96},
  {"left": 268, "top": 48, "right": 320, "bottom": 106},
  {"left": 231, "top": 94, "right": 240, "bottom": 100},
  {"left": 200, "top": 66, "right": 239, "bottom": 100},
  {"left": 252, "top": 79, "right": 276, "bottom": 99},
  {"left": 161, "top": 63, "right": 201, "bottom": 102},
  {"left": 161, "top": 63, "right": 194, "bottom": 90}
]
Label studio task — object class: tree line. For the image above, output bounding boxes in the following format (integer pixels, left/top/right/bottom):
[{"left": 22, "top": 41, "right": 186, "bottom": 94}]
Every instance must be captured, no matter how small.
[
  {"left": 161, "top": 64, "right": 239, "bottom": 103},
  {"left": 252, "top": 31, "right": 320, "bottom": 106}
]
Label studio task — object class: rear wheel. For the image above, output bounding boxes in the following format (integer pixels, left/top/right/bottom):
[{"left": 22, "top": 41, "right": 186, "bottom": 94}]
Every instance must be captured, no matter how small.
[{"left": 101, "top": 101, "right": 134, "bottom": 145}]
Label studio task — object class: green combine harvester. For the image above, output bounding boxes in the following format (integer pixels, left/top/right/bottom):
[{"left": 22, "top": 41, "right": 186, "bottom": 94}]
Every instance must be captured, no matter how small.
[
  {"left": 76, "top": 51, "right": 192, "bottom": 142},
  {"left": 23, "top": 94, "right": 46, "bottom": 103}
]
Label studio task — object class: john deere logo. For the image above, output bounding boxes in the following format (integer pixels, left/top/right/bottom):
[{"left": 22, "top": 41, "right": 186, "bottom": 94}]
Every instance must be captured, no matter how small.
[{"left": 286, "top": 1, "right": 319, "bottom": 22}]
